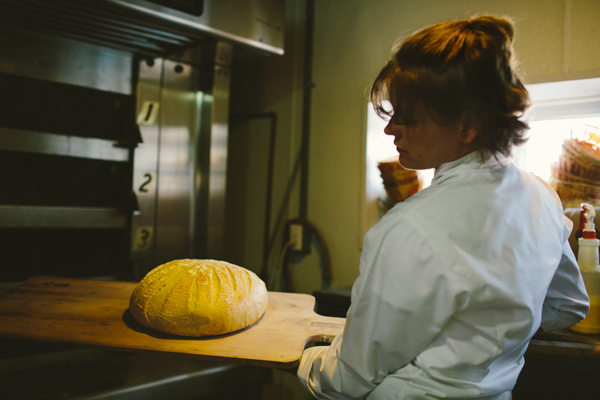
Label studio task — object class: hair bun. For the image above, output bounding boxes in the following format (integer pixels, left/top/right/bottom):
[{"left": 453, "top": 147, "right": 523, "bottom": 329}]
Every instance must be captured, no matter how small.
[{"left": 468, "top": 16, "right": 514, "bottom": 46}]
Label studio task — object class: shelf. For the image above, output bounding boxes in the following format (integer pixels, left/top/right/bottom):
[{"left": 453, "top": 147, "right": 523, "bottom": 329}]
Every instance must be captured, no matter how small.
[
  {"left": 0, "top": 205, "right": 127, "bottom": 228},
  {"left": 0, "top": 128, "right": 130, "bottom": 162}
]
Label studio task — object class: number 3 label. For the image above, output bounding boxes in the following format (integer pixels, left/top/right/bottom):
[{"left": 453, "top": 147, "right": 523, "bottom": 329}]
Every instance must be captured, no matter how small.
[{"left": 132, "top": 227, "right": 153, "bottom": 252}]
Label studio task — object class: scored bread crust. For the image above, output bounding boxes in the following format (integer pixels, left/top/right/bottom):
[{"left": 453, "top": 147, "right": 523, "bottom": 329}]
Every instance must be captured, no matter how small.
[{"left": 129, "top": 259, "right": 268, "bottom": 337}]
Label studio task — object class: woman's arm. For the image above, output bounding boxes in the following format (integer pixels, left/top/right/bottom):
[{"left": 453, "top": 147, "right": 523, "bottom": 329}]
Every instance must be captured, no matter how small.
[
  {"left": 297, "top": 221, "right": 459, "bottom": 399},
  {"left": 540, "top": 236, "right": 590, "bottom": 331}
]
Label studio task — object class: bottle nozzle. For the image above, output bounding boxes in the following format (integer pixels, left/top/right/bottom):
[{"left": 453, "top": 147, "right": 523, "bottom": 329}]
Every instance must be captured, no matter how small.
[{"left": 581, "top": 203, "right": 597, "bottom": 239}]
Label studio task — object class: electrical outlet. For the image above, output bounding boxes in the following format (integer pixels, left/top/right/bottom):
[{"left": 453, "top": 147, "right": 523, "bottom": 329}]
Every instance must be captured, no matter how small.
[{"left": 290, "top": 224, "right": 304, "bottom": 251}]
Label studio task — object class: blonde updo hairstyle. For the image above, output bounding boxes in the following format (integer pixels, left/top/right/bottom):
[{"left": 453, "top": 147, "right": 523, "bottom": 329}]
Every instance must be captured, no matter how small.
[{"left": 371, "top": 16, "right": 530, "bottom": 159}]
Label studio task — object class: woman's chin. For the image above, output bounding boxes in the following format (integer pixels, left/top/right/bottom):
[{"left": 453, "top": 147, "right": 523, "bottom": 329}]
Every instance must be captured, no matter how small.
[{"left": 398, "top": 159, "right": 417, "bottom": 170}]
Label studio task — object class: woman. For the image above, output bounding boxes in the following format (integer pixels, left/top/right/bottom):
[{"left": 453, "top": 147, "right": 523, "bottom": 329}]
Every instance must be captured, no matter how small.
[{"left": 296, "top": 16, "right": 589, "bottom": 400}]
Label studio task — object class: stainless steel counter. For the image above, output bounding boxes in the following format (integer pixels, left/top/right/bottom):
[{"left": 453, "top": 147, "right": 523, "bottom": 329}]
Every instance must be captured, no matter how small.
[{"left": 0, "top": 339, "right": 272, "bottom": 400}]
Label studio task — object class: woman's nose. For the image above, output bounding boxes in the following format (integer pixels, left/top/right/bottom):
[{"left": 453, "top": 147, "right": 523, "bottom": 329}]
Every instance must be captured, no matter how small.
[{"left": 384, "top": 120, "right": 397, "bottom": 137}]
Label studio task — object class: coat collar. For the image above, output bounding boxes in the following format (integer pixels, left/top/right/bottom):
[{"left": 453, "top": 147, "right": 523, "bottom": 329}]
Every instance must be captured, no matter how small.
[{"left": 433, "top": 152, "right": 510, "bottom": 183}]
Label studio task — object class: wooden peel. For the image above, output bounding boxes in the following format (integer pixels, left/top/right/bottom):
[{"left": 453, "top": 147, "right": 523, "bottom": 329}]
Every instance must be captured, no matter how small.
[{"left": 0, "top": 276, "right": 345, "bottom": 368}]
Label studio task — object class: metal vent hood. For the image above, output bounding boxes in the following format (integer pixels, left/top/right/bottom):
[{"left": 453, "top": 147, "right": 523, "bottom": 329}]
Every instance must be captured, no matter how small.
[{"left": 0, "top": 0, "right": 285, "bottom": 56}]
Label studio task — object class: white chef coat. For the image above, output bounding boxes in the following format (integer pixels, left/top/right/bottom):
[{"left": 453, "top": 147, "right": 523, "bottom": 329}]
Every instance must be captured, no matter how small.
[{"left": 297, "top": 152, "right": 589, "bottom": 400}]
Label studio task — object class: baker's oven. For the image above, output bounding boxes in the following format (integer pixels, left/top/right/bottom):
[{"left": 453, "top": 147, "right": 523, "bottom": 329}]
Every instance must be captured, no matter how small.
[
  {"left": 0, "top": 0, "right": 284, "bottom": 281},
  {"left": 0, "top": 0, "right": 283, "bottom": 397}
]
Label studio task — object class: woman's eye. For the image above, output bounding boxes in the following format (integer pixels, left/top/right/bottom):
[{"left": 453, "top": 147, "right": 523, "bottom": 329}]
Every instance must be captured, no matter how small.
[
  {"left": 392, "top": 116, "right": 416, "bottom": 126},
  {"left": 392, "top": 115, "right": 404, "bottom": 125}
]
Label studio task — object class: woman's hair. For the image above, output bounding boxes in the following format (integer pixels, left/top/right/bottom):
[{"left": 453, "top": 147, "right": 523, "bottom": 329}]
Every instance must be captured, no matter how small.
[{"left": 371, "top": 15, "right": 530, "bottom": 159}]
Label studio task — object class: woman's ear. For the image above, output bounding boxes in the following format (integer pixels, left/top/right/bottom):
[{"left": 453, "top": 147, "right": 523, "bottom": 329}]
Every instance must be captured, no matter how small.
[{"left": 460, "top": 113, "right": 479, "bottom": 144}]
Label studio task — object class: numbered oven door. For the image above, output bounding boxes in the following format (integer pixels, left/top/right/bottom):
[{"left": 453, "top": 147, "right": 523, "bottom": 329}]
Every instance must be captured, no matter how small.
[
  {"left": 131, "top": 55, "right": 216, "bottom": 277},
  {"left": 131, "top": 49, "right": 230, "bottom": 278},
  {"left": 131, "top": 57, "right": 161, "bottom": 276}
]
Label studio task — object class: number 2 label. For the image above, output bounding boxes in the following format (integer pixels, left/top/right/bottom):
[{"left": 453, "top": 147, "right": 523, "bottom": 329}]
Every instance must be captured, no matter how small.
[{"left": 138, "top": 172, "right": 154, "bottom": 193}]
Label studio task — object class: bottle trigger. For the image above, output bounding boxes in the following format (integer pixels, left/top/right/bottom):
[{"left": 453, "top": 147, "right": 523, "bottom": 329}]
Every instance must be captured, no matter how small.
[{"left": 581, "top": 203, "right": 597, "bottom": 239}]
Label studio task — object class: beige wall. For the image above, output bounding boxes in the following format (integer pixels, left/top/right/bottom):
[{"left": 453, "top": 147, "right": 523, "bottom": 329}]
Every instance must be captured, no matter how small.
[
  {"left": 227, "top": 1, "right": 600, "bottom": 399},
  {"left": 301, "top": 0, "right": 600, "bottom": 293},
  {"left": 227, "top": 0, "right": 600, "bottom": 294}
]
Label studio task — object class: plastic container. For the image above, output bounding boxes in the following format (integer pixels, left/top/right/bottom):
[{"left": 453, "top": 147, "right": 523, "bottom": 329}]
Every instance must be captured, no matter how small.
[
  {"left": 571, "top": 271, "right": 600, "bottom": 334},
  {"left": 570, "top": 203, "right": 600, "bottom": 334},
  {"left": 551, "top": 162, "right": 600, "bottom": 186},
  {"left": 558, "top": 152, "right": 600, "bottom": 182},
  {"left": 377, "top": 157, "right": 423, "bottom": 204},
  {"left": 549, "top": 177, "right": 600, "bottom": 204}
]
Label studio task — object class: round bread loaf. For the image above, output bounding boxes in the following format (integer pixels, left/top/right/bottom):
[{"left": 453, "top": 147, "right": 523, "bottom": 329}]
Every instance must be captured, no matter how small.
[{"left": 129, "top": 259, "right": 268, "bottom": 337}]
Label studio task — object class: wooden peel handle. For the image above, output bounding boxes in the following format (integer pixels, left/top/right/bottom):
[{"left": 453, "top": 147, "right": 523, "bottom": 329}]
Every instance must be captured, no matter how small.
[{"left": 306, "top": 314, "right": 345, "bottom": 345}]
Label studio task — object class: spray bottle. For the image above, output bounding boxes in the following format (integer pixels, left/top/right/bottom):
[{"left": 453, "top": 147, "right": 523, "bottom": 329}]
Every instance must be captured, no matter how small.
[{"left": 570, "top": 203, "right": 600, "bottom": 334}]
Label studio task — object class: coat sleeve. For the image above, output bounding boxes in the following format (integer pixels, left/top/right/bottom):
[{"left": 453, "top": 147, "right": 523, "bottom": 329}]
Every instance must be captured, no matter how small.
[
  {"left": 532, "top": 176, "right": 590, "bottom": 331},
  {"left": 540, "top": 220, "right": 590, "bottom": 332},
  {"left": 297, "top": 219, "right": 463, "bottom": 399}
]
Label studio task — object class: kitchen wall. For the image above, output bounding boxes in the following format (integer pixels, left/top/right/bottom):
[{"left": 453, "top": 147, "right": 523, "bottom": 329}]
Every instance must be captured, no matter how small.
[
  {"left": 276, "top": 0, "right": 600, "bottom": 289},
  {"left": 306, "top": 0, "right": 600, "bottom": 292},
  {"left": 228, "top": 2, "right": 600, "bottom": 397}
]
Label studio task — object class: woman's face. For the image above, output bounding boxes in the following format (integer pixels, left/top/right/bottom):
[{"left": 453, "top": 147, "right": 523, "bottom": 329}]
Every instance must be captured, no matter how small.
[{"left": 384, "top": 106, "right": 476, "bottom": 170}]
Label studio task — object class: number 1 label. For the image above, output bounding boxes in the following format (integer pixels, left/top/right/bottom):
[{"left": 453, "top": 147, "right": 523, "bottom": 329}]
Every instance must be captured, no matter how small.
[{"left": 137, "top": 101, "right": 160, "bottom": 125}]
